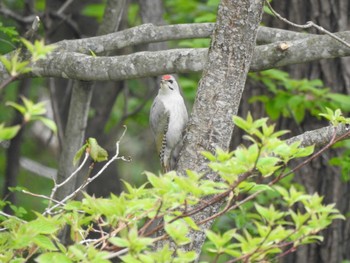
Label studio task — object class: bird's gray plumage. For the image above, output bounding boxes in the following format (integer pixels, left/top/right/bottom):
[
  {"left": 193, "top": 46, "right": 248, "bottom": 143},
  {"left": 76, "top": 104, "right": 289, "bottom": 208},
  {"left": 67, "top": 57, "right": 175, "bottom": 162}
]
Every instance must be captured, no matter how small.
[{"left": 150, "top": 75, "right": 188, "bottom": 172}]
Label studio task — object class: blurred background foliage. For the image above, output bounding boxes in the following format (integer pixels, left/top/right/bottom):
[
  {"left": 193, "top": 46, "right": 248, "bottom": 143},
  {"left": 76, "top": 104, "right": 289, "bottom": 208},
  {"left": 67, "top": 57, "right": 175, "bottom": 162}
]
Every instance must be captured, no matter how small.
[{"left": 1, "top": 1, "right": 350, "bottom": 261}]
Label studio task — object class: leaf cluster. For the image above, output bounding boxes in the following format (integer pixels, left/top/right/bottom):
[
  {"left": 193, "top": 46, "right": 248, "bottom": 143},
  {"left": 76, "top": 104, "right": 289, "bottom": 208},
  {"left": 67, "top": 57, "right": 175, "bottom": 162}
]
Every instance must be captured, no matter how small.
[
  {"left": 0, "top": 115, "right": 344, "bottom": 262},
  {"left": 0, "top": 96, "right": 56, "bottom": 143},
  {"left": 0, "top": 39, "right": 55, "bottom": 77},
  {"left": 249, "top": 69, "right": 350, "bottom": 123}
]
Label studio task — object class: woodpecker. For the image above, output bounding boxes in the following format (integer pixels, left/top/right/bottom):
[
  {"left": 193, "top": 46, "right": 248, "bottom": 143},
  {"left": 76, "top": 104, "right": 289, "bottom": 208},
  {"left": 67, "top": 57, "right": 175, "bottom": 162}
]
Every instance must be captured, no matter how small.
[{"left": 150, "top": 75, "right": 188, "bottom": 172}]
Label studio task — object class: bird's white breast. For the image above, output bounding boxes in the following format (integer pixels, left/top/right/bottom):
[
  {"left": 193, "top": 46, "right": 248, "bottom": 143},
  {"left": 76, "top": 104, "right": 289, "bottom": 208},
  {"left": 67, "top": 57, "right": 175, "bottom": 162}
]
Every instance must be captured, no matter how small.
[{"left": 159, "top": 93, "right": 188, "bottom": 148}]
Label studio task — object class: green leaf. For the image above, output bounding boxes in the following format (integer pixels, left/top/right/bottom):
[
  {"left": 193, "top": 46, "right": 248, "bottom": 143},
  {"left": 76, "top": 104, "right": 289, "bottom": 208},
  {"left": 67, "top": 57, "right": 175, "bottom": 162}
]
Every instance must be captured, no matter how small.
[
  {"left": 82, "top": 4, "right": 105, "bottom": 22},
  {"left": 0, "top": 56, "right": 12, "bottom": 73},
  {"left": 6, "top": 101, "right": 26, "bottom": 114},
  {"left": 110, "top": 227, "right": 153, "bottom": 254},
  {"left": 36, "top": 116, "right": 57, "bottom": 134},
  {"left": 232, "top": 115, "right": 251, "bottom": 132},
  {"left": 0, "top": 124, "right": 21, "bottom": 141},
  {"left": 294, "top": 145, "right": 314, "bottom": 158},
  {"left": 34, "top": 235, "right": 58, "bottom": 251},
  {"left": 73, "top": 144, "right": 87, "bottom": 166},
  {"left": 165, "top": 221, "right": 190, "bottom": 246},
  {"left": 108, "top": 237, "right": 129, "bottom": 248},
  {"left": 174, "top": 250, "right": 197, "bottom": 263},
  {"left": 21, "top": 38, "right": 56, "bottom": 62},
  {"left": 87, "top": 138, "right": 108, "bottom": 162},
  {"left": 35, "top": 252, "right": 72, "bottom": 263},
  {"left": 182, "top": 216, "right": 200, "bottom": 230},
  {"left": 327, "top": 93, "right": 350, "bottom": 111},
  {"left": 26, "top": 215, "right": 61, "bottom": 234},
  {"left": 201, "top": 151, "right": 216, "bottom": 161}
]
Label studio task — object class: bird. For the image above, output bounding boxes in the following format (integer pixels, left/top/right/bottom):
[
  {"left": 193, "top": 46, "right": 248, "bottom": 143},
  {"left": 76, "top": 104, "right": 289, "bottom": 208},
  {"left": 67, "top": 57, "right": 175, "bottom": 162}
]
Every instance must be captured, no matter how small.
[{"left": 150, "top": 75, "right": 188, "bottom": 172}]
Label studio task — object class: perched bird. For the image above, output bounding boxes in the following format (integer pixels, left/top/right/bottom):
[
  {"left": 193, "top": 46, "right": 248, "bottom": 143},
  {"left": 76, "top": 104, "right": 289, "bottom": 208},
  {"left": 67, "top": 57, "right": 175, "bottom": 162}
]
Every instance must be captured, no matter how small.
[{"left": 150, "top": 75, "right": 188, "bottom": 172}]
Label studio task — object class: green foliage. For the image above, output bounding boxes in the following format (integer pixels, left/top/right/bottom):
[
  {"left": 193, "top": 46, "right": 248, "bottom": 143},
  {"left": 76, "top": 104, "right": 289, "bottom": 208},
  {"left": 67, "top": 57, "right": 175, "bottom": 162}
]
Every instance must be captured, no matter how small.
[
  {"left": 0, "top": 23, "right": 19, "bottom": 42},
  {"left": 20, "top": 39, "right": 55, "bottom": 62},
  {"left": 6, "top": 96, "right": 57, "bottom": 133},
  {"left": 164, "top": 0, "right": 218, "bottom": 24},
  {"left": 0, "top": 22, "right": 20, "bottom": 54},
  {"left": 0, "top": 123, "right": 20, "bottom": 142},
  {"left": 319, "top": 107, "right": 350, "bottom": 126},
  {"left": 202, "top": 114, "right": 343, "bottom": 262},
  {"left": 0, "top": 96, "right": 56, "bottom": 143},
  {"left": 1, "top": 38, "right": 54, "bottom": 77},
  {"left": 0, "top": 53, "right": 31, "bottom": 77},
  {"left": 0, "top": 115, "right": 343, "bottom": 262},
  {"left": 249, "top": 69, "right": 350, "bottom": 123},
  {"left": 0, "top": 2, "right": 347, "bottom": 262},
  {"left": 82, "top": 2, "right": 106, "bottom": 23},
  {"left": 329, "top": 140, "right": 350, "bottom": 182},
  {"left": 73, "top": 138, "right": 108, "bottom": 166},
  {"left": 164, "top": 0, "right": 217, "bottom": 49}
]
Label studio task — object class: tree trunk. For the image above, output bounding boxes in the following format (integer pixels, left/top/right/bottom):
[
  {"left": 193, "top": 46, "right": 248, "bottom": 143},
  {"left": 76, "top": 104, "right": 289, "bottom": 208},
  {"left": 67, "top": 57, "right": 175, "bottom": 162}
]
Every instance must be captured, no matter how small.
[
  {"left": 175, "top": 0, "right": 264, "bottom": 256},
  {"left": 256, "top": 1, "right": 350, "bottom": 262}
]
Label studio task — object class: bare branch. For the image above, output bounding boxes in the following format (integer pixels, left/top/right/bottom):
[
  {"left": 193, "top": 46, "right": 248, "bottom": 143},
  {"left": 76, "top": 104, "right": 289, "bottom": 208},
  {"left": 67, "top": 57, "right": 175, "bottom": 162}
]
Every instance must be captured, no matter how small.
[
  {"left": 55, "top": 23, "right": 309, "bottom": 55},
  {"left": 2, "top": 22, "right": 349, "bottom": 84},
  {"left": 57, "top": 0, "right": 75, "bottom": 15},
  {"left": 32, "top": 48, "right": 207, "bottom": 81},
  {"left": 45, "top": 127, "right": 130, "bottom": 215},
  {"left": 25, "top": 31, "right": 350, "bottom": 82},
  {"left": 0, "top": 4, "right": 37, "bottom": 24}
]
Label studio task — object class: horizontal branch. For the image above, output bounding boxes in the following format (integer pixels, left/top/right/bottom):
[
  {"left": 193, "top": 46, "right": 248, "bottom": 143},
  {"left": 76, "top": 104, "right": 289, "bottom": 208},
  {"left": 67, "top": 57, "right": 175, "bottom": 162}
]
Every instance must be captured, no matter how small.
[
  {"left": 253, "top": 31, "right": 350, "bottom": 70},
  {"left": 24, "top": 31, "right": 350, "bottom": 82},
  {"left": 286, "top": 124, "right": 350, "bottom": 148},
  {"left": 32, "top": 48, "right": 207, "bottom": 81},
  {"left": 54, "top": 23, "right": 307, "bottom": 55},
  {"left": 0, "top": 24, "right": 349, "bottom": 83}
]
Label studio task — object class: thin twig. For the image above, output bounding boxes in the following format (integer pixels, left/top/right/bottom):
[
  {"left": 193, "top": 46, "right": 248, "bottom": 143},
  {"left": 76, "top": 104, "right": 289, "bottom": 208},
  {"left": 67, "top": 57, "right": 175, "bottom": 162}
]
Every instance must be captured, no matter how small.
[
  {"left": 45, "top": 126, "right": 130, "bottom": 215},
  {"left": 46, "top": 151, "right": 89, "bottom": 210},
  {"left": 0, "top": 76, "right": 17, "bottom": 91},
  {"left": 57, "top": 0, "right": 75, "bottom": 15},
  {"left": 265, "top": 0, "right": 350, "bottom": 49},
  {"left": 22, "top": 190, "right": 63, "bottom": 205},
  {"left": 0, "top": 210, "right": 25, "bottom": 222}
]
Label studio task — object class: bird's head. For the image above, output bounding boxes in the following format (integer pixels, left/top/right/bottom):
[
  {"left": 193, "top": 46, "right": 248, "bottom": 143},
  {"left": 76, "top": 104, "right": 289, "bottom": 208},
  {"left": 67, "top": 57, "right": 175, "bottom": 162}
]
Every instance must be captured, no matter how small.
[{"left": 159, "top": 75, "right": 180, "bottom": 94}]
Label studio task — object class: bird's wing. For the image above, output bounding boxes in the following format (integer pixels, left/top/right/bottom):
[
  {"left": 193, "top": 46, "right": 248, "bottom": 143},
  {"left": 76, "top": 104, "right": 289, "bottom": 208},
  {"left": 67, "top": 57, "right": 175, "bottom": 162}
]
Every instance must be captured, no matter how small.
[{"left": 150, "top": 97, "right": 170, "bottom": 153}]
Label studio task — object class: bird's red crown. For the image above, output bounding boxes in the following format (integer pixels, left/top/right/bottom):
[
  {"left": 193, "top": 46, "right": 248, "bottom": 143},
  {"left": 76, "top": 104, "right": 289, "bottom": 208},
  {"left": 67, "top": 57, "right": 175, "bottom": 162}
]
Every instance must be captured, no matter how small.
[{"left": 162, "top": 75, "right": 172, "bottom": 80}]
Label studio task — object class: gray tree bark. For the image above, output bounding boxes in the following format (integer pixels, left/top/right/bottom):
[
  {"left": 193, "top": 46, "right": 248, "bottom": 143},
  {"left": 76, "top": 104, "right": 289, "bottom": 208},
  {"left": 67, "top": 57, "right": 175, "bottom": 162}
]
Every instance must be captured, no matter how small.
[{"left": 174, "top": 0, "right": 264, "bottom": 256}]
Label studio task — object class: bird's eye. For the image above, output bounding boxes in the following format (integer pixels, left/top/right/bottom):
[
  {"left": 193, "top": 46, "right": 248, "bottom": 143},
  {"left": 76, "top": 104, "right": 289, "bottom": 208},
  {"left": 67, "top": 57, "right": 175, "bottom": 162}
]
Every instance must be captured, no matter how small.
[{"left": 168, "top": 80, "right": 173, "bottom": 84}]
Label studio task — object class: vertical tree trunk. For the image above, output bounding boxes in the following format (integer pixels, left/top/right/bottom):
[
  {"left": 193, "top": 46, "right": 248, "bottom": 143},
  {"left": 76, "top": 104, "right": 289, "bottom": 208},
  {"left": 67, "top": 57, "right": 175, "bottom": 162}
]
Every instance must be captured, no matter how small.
[{"left": 175, "top": 0, "right": 264, "bottom": 256}]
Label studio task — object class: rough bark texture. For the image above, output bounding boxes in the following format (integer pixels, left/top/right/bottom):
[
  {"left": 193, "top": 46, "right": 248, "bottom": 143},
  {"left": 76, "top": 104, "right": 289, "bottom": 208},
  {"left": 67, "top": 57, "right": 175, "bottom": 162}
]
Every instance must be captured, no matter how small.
[
  {"left": 262, "top": 1, "right": 350, "bottom": 262},
  {"left": 55, "top": 81, "right": 93, "bottom": 201},
  {"left": 2, "top": 29, "right": 350, "bottom": 84},
  {"left": 175, "top": 0, "right": 264, "bottom": 256}
]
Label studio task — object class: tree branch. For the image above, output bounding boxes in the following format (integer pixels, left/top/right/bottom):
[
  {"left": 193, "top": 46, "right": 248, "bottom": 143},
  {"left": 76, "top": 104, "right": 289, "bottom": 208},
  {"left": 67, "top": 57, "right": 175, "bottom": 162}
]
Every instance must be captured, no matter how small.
[
  {"left": 23, "top": 31, "right": 350, "bottom": 82},
  {"left": 286, "top": 124, "right": 350, "bottom": 148},
  {"left": 54, "top": 23, "right": 307, "bottom": 54},
  {"left": 173, "top": 0, "right": 264, "bottom": 256},
  {"left": 1, "top": 23, "right": 349, "bottom": 84}
]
